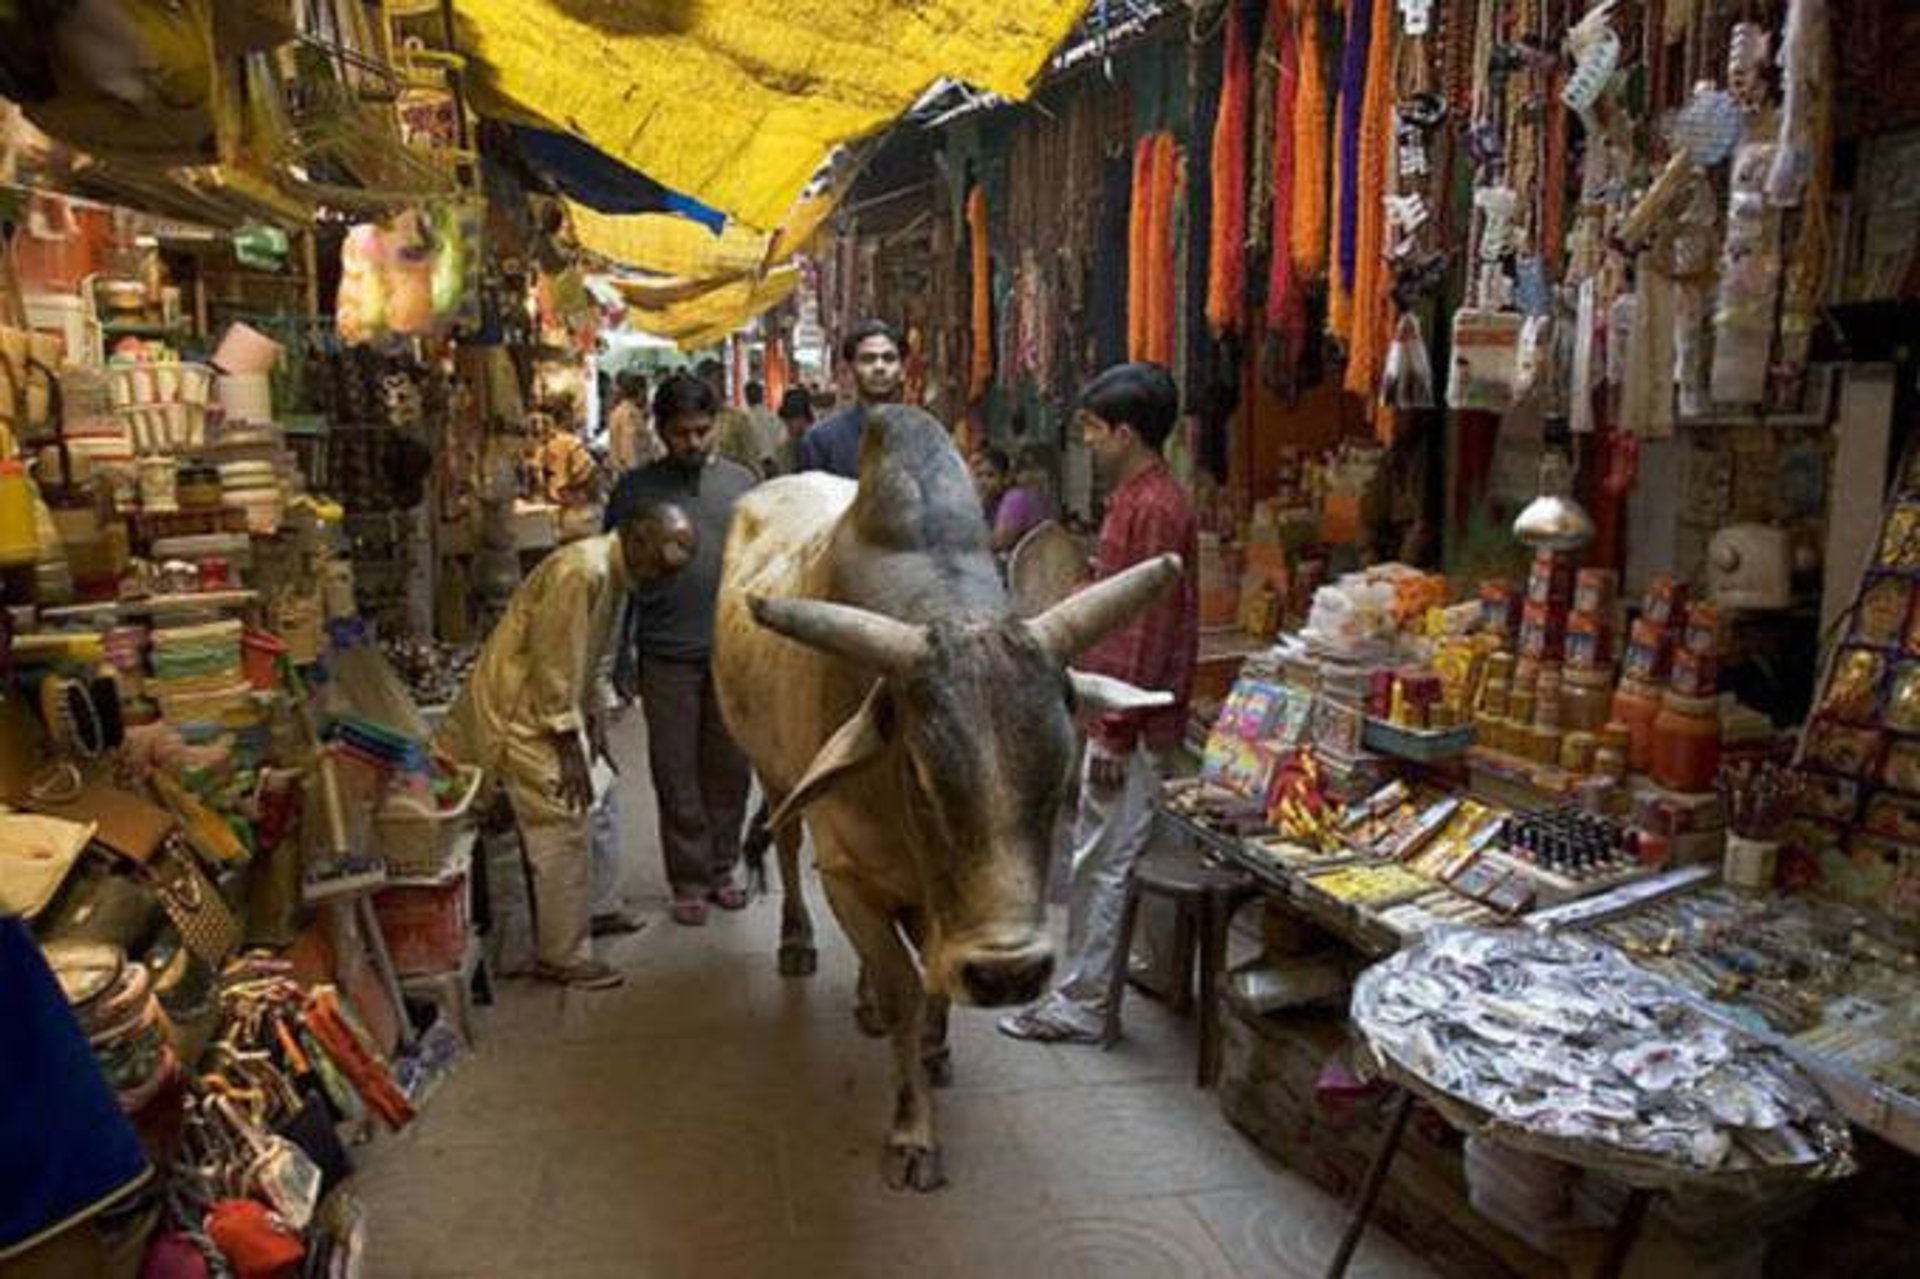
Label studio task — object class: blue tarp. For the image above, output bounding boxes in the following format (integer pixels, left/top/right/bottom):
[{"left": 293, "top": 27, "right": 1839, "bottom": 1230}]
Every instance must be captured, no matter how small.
[{"left": 510, "top": 126, "right": 727, "bottom": 232}]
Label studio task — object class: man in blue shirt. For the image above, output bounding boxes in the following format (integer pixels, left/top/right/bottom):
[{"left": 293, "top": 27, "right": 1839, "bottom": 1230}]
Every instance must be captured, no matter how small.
[{"left": 794, "top": 318, "right": 906, "bottom": 477}]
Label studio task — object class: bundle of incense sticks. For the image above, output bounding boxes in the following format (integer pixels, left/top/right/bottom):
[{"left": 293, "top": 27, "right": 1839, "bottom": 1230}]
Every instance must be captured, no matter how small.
[{"left": 1719, "top": 758, "right": 1800, "bottom": 839}]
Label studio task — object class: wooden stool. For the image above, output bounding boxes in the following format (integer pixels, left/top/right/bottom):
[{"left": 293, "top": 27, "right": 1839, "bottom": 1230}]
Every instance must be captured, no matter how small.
[{"left": 1102, "top": 843, "right": 1260, "bottom": 1086}]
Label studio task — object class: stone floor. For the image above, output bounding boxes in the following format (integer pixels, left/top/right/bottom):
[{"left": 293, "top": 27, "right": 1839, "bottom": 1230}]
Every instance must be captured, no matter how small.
[{"left": 354, "top": 712, "right": 1435, "bottom": 1279}]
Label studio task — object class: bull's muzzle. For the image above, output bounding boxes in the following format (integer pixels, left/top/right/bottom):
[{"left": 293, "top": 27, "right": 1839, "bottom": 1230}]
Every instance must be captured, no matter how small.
[{"left": 952, "top": 943, "right": 1055, "bottom": 1008}]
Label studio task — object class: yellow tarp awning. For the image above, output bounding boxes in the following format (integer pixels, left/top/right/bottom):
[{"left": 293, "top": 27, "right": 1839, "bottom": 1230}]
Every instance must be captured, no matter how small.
[
  {"left": 620, "top": 266, "right": 800, "bottom": 347},
  {"left": 454, "top": 0, "right": 1087, "bottom": 229},
  {"left": 569, "top": 204, "right": 771, "bottom": 282}
]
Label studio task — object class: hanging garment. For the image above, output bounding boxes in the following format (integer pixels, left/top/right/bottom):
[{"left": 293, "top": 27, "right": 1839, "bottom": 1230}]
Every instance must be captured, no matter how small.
[
  {"left": 967, "top": 184, "right": 992, "bottom": 402},
  {"left": 1205, "top": 0, "right": 1252, "bottom": 336},
  {"left": 1127, "top": 135, "right": 1153, "bottom": 361},
  {"left": 1292, "top": 0, "right": 1331, "bottom": 280},
  {"left": 1330, "top": 0, "right": 1373, "bottom": 337},
  {"left": 1343, "top": 0, "right": 1396, "bottom": 410},
  {"left": 1267, "top": 0, "right": 1305, "bottom": 361},
  {"left": 1145, "top": 134, "right": 1180, "bottom": 367}
]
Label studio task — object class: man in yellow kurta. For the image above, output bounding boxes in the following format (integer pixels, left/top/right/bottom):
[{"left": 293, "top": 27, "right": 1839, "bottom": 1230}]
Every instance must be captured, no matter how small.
[{"left": 436, "top": 502, "right": 696, "bottom": 989}]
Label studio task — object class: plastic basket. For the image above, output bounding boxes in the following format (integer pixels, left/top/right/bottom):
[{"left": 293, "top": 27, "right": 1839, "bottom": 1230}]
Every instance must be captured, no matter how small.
[
  {"left": 375, "top": 764, "right": 483, "bottom": 878},
  {"left": 372, "top": 858, "right": 470, "bottom": 976}
]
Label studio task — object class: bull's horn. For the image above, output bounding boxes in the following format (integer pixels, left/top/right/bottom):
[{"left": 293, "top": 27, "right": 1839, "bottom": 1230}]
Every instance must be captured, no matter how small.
[
  {"left": 1026, "top": 554, "right": 1183, "bottom": 660},
  {"left": 1068, "top": 670, "right": 1175, "bottom": 715},
  {"left": 748, "top": 596, "right": 928, "bottom": 674}
]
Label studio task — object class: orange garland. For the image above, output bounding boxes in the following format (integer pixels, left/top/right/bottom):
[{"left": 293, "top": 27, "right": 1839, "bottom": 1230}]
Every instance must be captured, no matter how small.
[
  {"left": 1206, "top": 1, "right": 1252, "bottom": 336},
  {"left": 966, "top": 184, "right": 992, "bottom": 403},
  {"left": 1128, "top": 135, "right": 1152, "bottom": 360},
  {"left": 1344, "top": 0, "right": 1396, "bottom": 402},
  {"left": 1147, "top": 133, "right": 1179, "bottom": 365},
  {"left": 1290, "top": 0, "right": 1330, "bottom": 280}
]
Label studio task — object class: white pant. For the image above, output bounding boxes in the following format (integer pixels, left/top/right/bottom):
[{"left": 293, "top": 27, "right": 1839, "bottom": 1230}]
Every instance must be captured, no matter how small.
[
  {"left": 589, "top": 788, "right": 625, "bottom": 918},
  {"left": 1050, "top": 743, "right": 1165, "bottom": 1021}
]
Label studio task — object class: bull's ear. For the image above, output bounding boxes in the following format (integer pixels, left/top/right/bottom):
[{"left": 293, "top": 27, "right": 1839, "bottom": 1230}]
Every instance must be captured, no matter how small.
[
  {"left": 767, "top": 683, "right": 894, "bottom": 831},
  {"left": 1068, "top": 669, "right": 1175, "bottom": 718}
]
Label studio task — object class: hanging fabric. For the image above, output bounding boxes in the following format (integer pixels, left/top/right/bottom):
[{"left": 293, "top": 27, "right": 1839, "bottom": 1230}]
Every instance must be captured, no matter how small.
[
  {"left": 967, "top": 183, "right": 992, "bottom": 404},
  {"left": 1141, "top": 132, "right": 1180, "bottom": 367},
  {"left": 1330, "top": 0, "right": 1374, "bottom": 338},
  {"left": 1267, "top": 0, "right": 1306, "bottom": 364},
  {"left": 1292, "top": 0, "right": 1331, "bottom": 281},
  {"left": 1094, "top": 152, "right": 1134, "bottom": 370},
  {"left": 1206, "top": 0, "right": 1253, "bottom": 336},
  {"left": 1343, "top": 0, "right": 1396, "bottom": 408},
  {"left": 1127, "top": 135, "right": 1153, "bottom": 361}
]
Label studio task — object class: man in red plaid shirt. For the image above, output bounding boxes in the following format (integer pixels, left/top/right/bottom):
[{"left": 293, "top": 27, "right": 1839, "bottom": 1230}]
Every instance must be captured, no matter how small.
[{"left": 1002, "top": 363, "right": 1198, "bottom": 1043}]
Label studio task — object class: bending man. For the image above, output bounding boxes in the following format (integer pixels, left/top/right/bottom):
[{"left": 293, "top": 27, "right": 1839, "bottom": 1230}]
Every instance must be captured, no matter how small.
[{"left": 436, "top": 501, "right": 697, "bottom": 989}]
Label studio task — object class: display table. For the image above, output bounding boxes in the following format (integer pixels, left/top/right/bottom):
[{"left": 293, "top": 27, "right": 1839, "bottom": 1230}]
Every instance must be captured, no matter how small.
[{"left": 1329, "top": 930, "right": 1855, "bottom": 1279}]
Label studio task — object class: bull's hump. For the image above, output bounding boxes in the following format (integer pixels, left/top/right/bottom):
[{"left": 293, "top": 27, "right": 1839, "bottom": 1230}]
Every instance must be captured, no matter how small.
[{"left": 850, "top": 409, "right": 986, "bottom": 558}]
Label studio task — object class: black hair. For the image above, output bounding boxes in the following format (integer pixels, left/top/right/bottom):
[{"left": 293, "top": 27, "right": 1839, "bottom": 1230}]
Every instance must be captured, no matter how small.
[
  {"left": 978, "top": 446, "right": 1010, "bottom": 476},
  {"left": 693, "top": 357, "right": 724, "bottom": 379},
  {"left": 839, "top": 318, "right": 903, "bottom": 364},
  {"left": 777, "top": 388, "right": 814, "bottom": 421},
  {"left": 1078, "top": 362, "right": 1179, "bottom": 453},
  {"left": 653, "top": 371, "right": 717, "bottom": 422},
  {"left": 744, "top": 380, "right": 765, "bottom": 406},
  {"left": 615, "top": 369, "right": 647, "bottom": 398}
]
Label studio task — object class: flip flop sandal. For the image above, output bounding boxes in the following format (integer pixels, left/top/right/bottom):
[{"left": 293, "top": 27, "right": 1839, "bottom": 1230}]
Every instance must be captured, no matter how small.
[
  {"left": 670, "top": 898, "right": 709, "bottom": 927},
  {"left": 708, "top": 882, "right": 748, "bottom": 912}
]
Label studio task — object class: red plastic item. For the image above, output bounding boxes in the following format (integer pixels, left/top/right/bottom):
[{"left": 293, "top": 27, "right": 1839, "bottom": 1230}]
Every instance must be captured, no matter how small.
[
  {"left": 371, "top": 872, "right": 470, "bottom": 975},
  {"left": 205, "top": 1199, "right": 302, "bottom": 1279},
  {"left": 240, "top": 630, "right": 287, "bottom": 691}
]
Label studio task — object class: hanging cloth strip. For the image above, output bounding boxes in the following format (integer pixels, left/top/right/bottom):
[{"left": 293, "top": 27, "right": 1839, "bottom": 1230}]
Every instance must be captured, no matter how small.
[
  {"left": 1330, "top": 0, "right": 1375, "bottom": 338},
  {"left": 1291, "top": 0, "right": 1331, "bottom": 280},
  {"left": 1206, "top": 0, "right": 1253, "bottom": 336},
  {"left": 967, "top": 184, "right": 992, "bottom": 403},
  {"left": 1147, "top": 133, "right": 1181, "bottom": 366},
  {"left": 1128, "top": 135, "right": 1153, "bottom": 361},
  {"left": 1248, "top": 8, "right": 1280, "bottom": 259},
  {"left": 1267, "top": 0, "right": 1306, "bottom": 361},
  {"left": 1344, "top": 0, "right": 1397, "bottom": 406}
]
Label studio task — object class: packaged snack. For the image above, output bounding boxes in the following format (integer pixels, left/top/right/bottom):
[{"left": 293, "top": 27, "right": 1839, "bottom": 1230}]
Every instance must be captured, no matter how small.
[
  {"left": 1573, "top": 568, "right": 1618, "bottom": 616},
  {"left": 1857, "top": 575, "right": 1912, "bottom": 647},
  {"left": 1884, "top": 738, "right": 1920, "bottom": 794},
  {"left": 1804, "top": 722, "right": 1884, "bottom": 777},
  {"left": 1795, "top": 773, "right": 1861, "bottom": 823},
  {"left": 1863, "top": 793, "right": 1920, "bottom": 843},
  {"left": 1821, "top": 647, "right": 1887, "bottom": 723},
  {"left": 1890, "top": 664, "right": 1920, "bottom": 733},
  {"left": 1876, "top": 506, "right": 1920, "bottom": 570},
  {"left": 1644, "top": 574, "right": 1689, "bottom": 626},
  {"left": 1671, "top": 648, "right": 1719, "bottom": 697}
]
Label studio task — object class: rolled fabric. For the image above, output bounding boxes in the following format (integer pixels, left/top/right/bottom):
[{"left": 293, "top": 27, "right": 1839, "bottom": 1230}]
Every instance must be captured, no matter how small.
[{"left": 967, "top": 184, "right": 992, "bottom": 403}]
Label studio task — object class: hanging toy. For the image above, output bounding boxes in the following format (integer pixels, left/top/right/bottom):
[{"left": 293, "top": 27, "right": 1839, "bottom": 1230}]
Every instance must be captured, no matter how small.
[
  {"left": 335, "top": 225, "right": 389, "bottom": 346},
  {"left": 1561, "top": 1, "right": 1623, "bottom": 118},
  {"left": 1727, "top": 23, "right": 1772, "bottom": 115},
  {"left": 1381, "top": 313, "right": 1436, "bottom": 410}
]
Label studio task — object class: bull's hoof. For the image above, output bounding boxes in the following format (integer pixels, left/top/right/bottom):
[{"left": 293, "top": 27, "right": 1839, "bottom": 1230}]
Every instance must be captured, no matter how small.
[
  {"left": 854, "top": 1000, "right": 888, "bottom": 1038},
  {"left": 777, "top": 943, "right": 818, "bottom": 977},
  {"left": 923, "top": 1050, "right": 954, "bottom": 1089},
  {"left": 881, "top": 1142, "right": 946, "bottom": 1193}
]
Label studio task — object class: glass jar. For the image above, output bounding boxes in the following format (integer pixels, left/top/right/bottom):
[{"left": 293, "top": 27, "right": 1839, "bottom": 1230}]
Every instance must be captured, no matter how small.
[
  {"left": 1610, "top": 678, "right": 1663, "bottom": 773},
  {"left": 1651, "top": 692, "right": 1721, "bottom": 793},
  {"left": 1563, "top": 666, "right": 1615, "bottom": 733}
]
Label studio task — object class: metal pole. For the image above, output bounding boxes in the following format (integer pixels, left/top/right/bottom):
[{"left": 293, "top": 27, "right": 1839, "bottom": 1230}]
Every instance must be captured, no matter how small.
[{"left": 1325, "top": 1087, "right": 1416, "bottom": 1279}]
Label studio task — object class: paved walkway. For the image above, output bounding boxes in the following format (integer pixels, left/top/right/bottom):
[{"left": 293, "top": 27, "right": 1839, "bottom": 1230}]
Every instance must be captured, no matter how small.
[{"left": 356, "top": 713, "right": 1432, "bottom": 1278}]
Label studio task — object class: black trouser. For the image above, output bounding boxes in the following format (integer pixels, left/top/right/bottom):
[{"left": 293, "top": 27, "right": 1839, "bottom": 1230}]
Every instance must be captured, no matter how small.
[{"left": 638, "top": 656, "right": 752, "bottom": 895}]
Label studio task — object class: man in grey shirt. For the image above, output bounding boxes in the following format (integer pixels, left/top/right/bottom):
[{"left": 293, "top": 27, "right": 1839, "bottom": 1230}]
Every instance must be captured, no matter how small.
[{"left": 605, "top": 372, "right": 758, "bottom": 925}]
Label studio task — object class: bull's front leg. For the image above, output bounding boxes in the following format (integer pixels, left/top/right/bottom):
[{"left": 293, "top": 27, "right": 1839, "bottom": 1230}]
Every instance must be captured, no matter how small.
[
  {"left": 822, "top": 874, "right": 945, "bottom": 1192},
  {"left": 768, "top": 798, "right": 816, "bottom": 977}
]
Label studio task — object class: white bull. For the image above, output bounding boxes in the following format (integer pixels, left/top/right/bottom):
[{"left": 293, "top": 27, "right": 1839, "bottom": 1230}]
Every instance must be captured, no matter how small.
[{"left": 713, "top": 406, "right": 1177, "bottom": 1190}]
